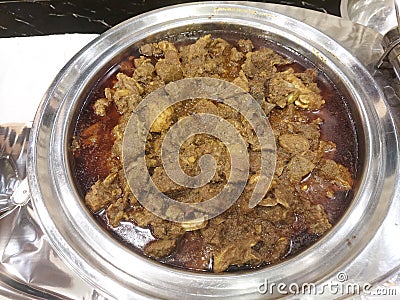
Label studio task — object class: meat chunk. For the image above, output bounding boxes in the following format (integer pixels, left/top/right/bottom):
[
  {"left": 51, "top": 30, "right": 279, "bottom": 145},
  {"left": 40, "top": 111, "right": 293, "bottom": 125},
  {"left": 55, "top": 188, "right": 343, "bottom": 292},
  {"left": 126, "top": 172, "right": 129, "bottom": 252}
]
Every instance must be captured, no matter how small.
[
  {"left": 150, "top": 106, "right": 174, "bottom": 133},
  {"left": 286, "top": 155, "right": 315, "bottom": 182},
  {"left": 267, "top": 69, "right": 325, "bottom": 110},
  {"left": 144, "top": 239, "right": 177, "bottom": 258},
  {"left": 155, "top": 49, "right": 183, "bottom": 83},
  {"left": 237, "top": 39, "right": 254, "bottom": 53},
  {"left": 151, "top": 166, "right": 185, "bottom": 194},
  {"left": 213, "top": 239, "right": 262, "bottom": 272},
  {"left": 242, "top": 48, "right": 289, "bottom": 78},
  {"left": 106, "top": 197, "right": 127, "bottom": 227},
  {"left": 85, "top": 173, "right": 121, "bottom": 212},
  {"left": 317, "top": 159, "right": 352, "bottom": 189},
  {"left": 279, "top": 134, "right": 310, "bottom": 154},
  {"left": 93, "top": 97, "right": 111, "bottom": 117},
  {"left": 139, "top": 42, "right": 164, "bottom": 58}
]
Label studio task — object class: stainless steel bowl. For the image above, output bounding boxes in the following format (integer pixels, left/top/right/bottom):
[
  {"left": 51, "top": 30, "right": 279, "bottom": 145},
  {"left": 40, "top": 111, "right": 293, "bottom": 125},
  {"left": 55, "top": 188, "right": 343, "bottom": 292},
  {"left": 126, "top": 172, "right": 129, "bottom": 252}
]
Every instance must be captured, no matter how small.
[{"left": 27, "top": 2, "right": 400, "bottom": 299}]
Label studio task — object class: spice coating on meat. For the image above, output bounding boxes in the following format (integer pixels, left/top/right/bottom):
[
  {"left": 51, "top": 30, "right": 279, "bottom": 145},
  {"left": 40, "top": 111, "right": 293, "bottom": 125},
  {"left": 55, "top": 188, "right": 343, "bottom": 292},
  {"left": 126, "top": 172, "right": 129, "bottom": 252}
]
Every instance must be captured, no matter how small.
[{"left": 73, "top": 35, "right": 354, "bottom": 272}]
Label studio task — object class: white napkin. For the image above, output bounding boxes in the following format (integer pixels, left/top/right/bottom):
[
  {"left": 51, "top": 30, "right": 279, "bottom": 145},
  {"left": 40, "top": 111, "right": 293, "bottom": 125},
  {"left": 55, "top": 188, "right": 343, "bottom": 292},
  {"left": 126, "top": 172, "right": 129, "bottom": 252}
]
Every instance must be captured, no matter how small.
[{"left": 0, "top": 34, "right": 98, "bottom": 124}]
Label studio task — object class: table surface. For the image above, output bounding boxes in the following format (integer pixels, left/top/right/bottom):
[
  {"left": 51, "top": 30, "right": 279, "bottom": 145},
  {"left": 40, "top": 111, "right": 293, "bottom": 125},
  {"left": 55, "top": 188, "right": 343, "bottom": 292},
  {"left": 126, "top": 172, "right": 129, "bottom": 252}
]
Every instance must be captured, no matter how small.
[{"left": 0, "top": 0, "right": 340, "bottom": 38}]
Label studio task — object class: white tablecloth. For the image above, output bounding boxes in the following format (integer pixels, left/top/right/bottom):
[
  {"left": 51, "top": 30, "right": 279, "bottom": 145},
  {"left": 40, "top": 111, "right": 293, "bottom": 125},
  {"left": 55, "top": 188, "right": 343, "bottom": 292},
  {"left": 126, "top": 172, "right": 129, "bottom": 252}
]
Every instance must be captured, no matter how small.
[{"left": 0, "top": 34, "right": 98, "bottom": 124}]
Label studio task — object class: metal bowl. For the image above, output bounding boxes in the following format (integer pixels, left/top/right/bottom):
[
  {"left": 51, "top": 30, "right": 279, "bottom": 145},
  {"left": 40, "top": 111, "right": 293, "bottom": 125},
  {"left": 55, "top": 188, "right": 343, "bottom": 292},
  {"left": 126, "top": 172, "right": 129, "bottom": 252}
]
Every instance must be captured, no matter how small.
[{"left": 27, "top": 2, "right": 399, "bottom": 299}]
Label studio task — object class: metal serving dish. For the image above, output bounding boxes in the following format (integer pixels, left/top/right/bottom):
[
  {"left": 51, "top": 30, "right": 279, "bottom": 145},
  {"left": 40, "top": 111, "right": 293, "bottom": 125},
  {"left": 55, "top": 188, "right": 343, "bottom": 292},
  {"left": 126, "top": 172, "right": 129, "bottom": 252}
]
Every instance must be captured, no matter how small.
[{"left": 27, "top": 2, "right": 400, "bottom": 299}]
